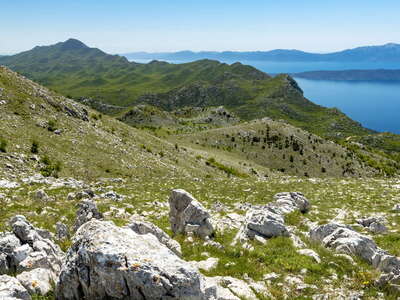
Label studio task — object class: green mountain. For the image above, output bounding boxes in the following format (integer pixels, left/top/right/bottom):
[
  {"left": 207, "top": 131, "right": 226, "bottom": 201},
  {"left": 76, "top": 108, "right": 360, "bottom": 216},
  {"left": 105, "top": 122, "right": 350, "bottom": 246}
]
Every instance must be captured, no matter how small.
[
  {"left": 2, "top": 57, "right": 400, "bottom": 300},
  {"left": 0, "top": 39, "right": 374, "bottom": 141}
]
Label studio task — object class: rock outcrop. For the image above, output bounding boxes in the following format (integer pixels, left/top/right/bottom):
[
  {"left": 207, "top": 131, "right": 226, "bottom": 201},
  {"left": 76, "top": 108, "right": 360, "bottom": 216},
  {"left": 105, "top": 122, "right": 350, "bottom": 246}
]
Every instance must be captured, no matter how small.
[
  {"left": 1, "top": 216, "right": 63, "bottom": 275},
  {"left": 234, "top": 192, "right": 310, "bottom": 244},
  {"left": 56, "top": 219, "right": 217, "bottom": 299},
  {"left": 356, "top": 216, "right": 387, "bottom": 234},
  {"left": 0, "top": 275, "right": 31, "bottom": 300},
  {"left": 0, "top": 216, "right": 63, "bottom": 297},
  {"left": 72, "top": 199, "right": 103, "bottom": 231},
  {"left": 310, "top": 223, "right": 400, "bottom": 274},
  {"left": 127, "top": 219, "right": 182, "bottom": 256},
  {"left": 169, "top": 189, "right": 214, "bottom": 238}
]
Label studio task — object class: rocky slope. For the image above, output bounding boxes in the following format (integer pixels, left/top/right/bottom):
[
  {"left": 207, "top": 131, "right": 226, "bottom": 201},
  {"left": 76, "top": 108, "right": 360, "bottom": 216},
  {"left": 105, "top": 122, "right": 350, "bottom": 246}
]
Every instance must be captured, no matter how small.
[{"left": 1, "top": 66, "right": 400, "bottom": 299}]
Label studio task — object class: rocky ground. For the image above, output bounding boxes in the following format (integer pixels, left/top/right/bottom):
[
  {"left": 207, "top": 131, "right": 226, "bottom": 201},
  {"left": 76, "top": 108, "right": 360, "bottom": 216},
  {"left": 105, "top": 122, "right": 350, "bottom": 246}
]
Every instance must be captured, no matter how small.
[{"left": 1, "top": 173, "right": 400, "bottom": 299}]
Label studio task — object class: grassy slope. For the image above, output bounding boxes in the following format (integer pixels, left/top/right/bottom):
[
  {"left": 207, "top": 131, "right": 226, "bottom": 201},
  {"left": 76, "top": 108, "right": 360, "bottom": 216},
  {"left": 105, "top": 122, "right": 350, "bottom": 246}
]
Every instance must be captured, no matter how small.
[
  {"left": 168, "top": 119, "right": 400, "bottom": 177},
  {"left": 1, "top": 66, "right": 400, "bottom": 299},
  {"left": 0, "top": 39, "right": 377, "bottom": 142}
]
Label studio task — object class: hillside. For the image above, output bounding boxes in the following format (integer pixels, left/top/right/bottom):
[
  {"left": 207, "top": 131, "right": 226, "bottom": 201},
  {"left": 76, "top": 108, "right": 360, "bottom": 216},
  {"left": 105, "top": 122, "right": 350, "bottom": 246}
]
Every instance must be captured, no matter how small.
[
  {"left": 1, "top": 66, "right": 400, "bottom": 299},
  {"left": 123, "top": 43, "right": 400, "bottom": 62},
  {"left": 168, "top": 119, "right": 399, "bottom": 177},
  {"left": 293, "top": 69, "right": 400, "bottom": 81},
  {"left": 0, "top": 39, "right": 376, "bottom": 141}
]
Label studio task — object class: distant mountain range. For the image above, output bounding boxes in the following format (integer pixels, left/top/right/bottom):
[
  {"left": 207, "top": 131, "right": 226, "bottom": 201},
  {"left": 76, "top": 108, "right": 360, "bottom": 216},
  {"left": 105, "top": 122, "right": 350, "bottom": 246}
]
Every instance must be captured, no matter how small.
[
  {"left": 293, "top": 69, "right": 400, "bottom": 81},
  {"left": 0, "top": 38, "right": 374, "bottom": 140},
  {"left": 123, "top": 43, "right": 400, "bottom": 62}
]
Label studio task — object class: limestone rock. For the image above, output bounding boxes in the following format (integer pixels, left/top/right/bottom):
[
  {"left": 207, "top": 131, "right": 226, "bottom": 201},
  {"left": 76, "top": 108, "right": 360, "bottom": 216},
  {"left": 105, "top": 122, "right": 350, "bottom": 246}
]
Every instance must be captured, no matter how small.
[
  {"left": 234, "top": 208, "right": 289, "bottom": 243},
  {"left": 310, "top": 223, "right": 400, "bottom": 273},
  {"left": 297, "top": 249, "right": 321, "bottom": 263},
  {"left": 0, "top": 232, "right": 21, "bottom": 273},
  {"left": 207, "top": 276, "right": 259, "bottom": 300},
  {"left": 273, "top": 192, "right": 311, "bottom": 214},
  {"left": 190, "top": 257, "right": 219, "bottom": 272},
  {"left": 72, "top": 199, "right": 102, "bottom": 232},
  {"left": 32, "top": 189, "right": 50, "bottom": 202},
  {"left": 357, "top": 216, "right": 387, "bottom": 234},
  {"left": 169, "top": 189, "right": 214, "bottom": 238},
  {"left": 10, "top": 216, "right": 64, "bottom": 275},
  {"left": 127, "top": 219, "right": 181, "bottom": 256},
  {"left": 55, "top": 222, "right": 70, "bottom": 240},
  {"left": 56, "top": 219, "right": 211, "bottom": 299},
  {"left": 0, "top": 274, "right": 31, "bottom": 300},
  {"left": 16, "top": 268, "right": 54, "bottom": 296}
]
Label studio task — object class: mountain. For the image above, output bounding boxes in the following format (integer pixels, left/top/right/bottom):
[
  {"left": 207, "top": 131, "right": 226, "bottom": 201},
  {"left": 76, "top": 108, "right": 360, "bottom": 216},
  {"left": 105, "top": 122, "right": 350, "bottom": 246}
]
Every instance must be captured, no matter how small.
[
  {"left": 2, "top": 55, "right": 400, "bottom": 300},
  {"left": 293, "top": 69, "right": 400, "bottom": 81},
  {"left": 123, "top": 43, "right": 400, "bottom": 62},
  {"left": 0, "top": 39, "right": 375, "bottom": 141}
]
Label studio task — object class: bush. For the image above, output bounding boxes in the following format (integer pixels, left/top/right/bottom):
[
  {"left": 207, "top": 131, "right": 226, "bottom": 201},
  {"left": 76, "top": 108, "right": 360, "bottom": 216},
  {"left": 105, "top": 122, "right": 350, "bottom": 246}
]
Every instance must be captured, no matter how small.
[
  {"left": 205, "top": 157, "right": 247, "bottom": 178},
  {"left": 40, "top": 155, "right": 61, "bottom": 177},
  {"left": 47, "top": 120, "right": 57, "bottom": 132},
  {"left": 0, "top": 138, "right": 7, "bottom": 153},
  {"left": 31, "top": 140, "right": 39, "bottom": 154}
]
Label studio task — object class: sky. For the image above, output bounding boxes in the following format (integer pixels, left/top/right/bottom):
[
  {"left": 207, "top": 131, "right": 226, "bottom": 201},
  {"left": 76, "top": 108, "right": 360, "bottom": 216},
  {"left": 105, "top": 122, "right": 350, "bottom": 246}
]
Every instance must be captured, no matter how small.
[{"left": 1, "top": 0, "right": 400, "bottom": 55}]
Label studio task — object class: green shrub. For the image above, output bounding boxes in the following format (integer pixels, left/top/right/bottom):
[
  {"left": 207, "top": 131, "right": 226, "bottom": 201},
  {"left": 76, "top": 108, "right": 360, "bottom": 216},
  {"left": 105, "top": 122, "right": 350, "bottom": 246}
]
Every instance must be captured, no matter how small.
[
  {"left": 47, "top": 120, "right": 57, "bottom": 132},
  {"left": 31, "top": 140, "right": 39, "bottom": 154},
  {"left": 206, "top": 157, "right": 247, "bottom": 177},
  {"left": 0, "top": 137, "right": 7, "bottom": 153},
  {"left": 40, "top": 155, "right": 61, "bottom": 177}
]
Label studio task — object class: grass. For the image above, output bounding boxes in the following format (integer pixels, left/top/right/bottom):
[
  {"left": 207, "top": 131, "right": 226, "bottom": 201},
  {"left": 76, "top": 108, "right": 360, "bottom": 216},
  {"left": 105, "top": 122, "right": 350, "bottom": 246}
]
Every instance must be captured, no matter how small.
[{"left": 1, "top": 64, "right": 400, "bottom": 299}]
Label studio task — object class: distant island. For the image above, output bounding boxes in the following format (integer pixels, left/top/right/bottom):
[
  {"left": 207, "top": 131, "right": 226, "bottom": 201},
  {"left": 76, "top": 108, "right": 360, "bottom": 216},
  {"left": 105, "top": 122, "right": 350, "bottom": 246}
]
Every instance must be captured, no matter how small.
[
  {"left": 292, "top": 69, "right": 400, "bottom": 81},
  {"left": 123, "top": 43, "right": 400, "bottom": 62}
]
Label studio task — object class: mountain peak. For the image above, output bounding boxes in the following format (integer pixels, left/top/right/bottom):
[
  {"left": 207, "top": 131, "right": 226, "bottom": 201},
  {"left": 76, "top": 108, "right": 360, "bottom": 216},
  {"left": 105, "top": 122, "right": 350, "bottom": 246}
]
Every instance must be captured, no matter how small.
[
  {"left": 59, "top": 38, "right": 89, "bottom": 50},
  {"left": 382, "top": 42, "right": 400, "bottom": 48}
]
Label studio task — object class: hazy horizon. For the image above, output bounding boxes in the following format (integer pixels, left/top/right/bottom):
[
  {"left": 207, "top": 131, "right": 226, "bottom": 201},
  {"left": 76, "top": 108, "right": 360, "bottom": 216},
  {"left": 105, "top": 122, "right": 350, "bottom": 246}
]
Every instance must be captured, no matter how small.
[
  {"left": 1, "top": 0, "right": 400, "bottom": 55},
  {"left": 1, "top": 38, "right": 400, "bottom": 57}
]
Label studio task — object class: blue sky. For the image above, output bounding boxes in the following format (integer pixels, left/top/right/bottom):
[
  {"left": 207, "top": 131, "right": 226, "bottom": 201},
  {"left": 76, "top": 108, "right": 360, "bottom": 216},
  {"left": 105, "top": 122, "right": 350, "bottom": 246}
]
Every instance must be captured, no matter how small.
[{"left": 1, "top": 0, "right": 400, "bottom": 54}]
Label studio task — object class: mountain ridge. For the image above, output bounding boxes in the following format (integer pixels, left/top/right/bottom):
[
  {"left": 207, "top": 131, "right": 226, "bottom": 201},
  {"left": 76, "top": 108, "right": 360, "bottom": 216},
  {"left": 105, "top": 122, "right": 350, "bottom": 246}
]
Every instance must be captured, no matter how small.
[
  {"left": 0, "top": 39, "right": 376, "bottom": 142},
  {"left": 123, "top": 43, "right": 400, "bottom": 62}
]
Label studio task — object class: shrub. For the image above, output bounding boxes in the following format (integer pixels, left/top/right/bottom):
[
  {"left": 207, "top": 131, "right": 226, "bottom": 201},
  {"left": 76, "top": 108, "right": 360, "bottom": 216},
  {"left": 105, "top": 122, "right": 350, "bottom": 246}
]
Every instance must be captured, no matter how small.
[
  {"left": 0, "top": 137, "right": 7, "bottom": 153},
  {"left": 40, "top": 155, "right": 61, "bottom": 177},
  {"left": 31, "top": 140, "right": 39, "bottom": 154},
  {"left": 205, "top": 157, "right": 247, "bottom": 178},
  {"left": 47, "top": 120, "right": 57, "bottom": 132}
]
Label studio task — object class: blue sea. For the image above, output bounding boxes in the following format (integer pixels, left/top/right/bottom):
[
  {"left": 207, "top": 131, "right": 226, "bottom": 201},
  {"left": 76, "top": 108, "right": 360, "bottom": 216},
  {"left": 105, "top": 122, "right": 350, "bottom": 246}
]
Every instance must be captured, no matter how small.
[{"left": 129, "top": 58, "right": 400, "bottom": 134}]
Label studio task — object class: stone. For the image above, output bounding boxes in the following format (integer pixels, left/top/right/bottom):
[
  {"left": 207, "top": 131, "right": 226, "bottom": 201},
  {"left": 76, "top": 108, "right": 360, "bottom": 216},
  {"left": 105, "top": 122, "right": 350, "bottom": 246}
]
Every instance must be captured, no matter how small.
[
  {"left": 297, "top": 249, "right": 321, "bottom": 263},
  {"left": 234, "top": 208, "right": 289, "bottom": 244},
  {"left": 55, "top": 222, "right": 70, "bottom": 240},
  {"left": 392, "top": 204, "right": 400, "bottom": 212},
  {"left": 0, "top": 232, "right": 21, "bottom": 273},
  {"left": 8, "top": 216, "right": 64, "bottom": 277},
  {"left": 369, "top": 222, "right": 387, "bottom": 234},
  {"left": 72, "top": 199, "right": 103, "bottom": 232},
  {"left": 273, "top": 192, "right": 311, "bottom": 213},
  {"left": 200, "top": 277, "right": 240, "bottom": 300},
  {"left": 0, "top": 274, "right": 31, "bottom": 300},
  {"left": 310, "top": 223, "right": 400, "bottom": 274},
  {"left": 56, "top": 219, "right": 212, "bottom": 299},
  {"left": 190, "top": 257, "right": 219, "bottom": 272},
  {"left": 127, "top": 219, "right": 181, "bottom": 256},
  {"left": 169, "top": 189, "right": 214, "bottom": 238},
  {"left": 33, "top": 189, "right": 49, "bottom": 202},
  {"left": 357, "top": 216, "right": 387, "bottom": 234},
  {"left": 208, "top": 276, "right": 258, "bottom": 300},
  {"left": 101, "top": 190, "right": 124, "bottom": 201},
  {"left": 17, "top": 268, "right": 54, "bottom": 296}
]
